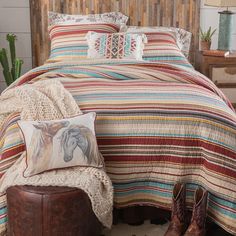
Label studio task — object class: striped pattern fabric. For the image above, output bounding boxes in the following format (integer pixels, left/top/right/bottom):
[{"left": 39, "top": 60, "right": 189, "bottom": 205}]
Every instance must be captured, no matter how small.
[
  {"left": 125, "top": 26, "right": 192, "bottom": 58},
  {"left": 127, "top": 29, "right": 192, "bottom": 67},
  {"left": 48, "top": 23, "right": 120, "bottom": 62},
  {"left": 142, "top": 32, "right": 192, "bottom": 67},
  {"left": 0, "top": 60, "right": 236, "bottom": 234},
  {"left": 0, "top": 113, "right": 25, "bottom": 178}
]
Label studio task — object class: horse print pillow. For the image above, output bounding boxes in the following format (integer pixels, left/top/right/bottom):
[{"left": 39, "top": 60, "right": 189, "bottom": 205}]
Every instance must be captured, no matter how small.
[{"left": 18, "top": 112, "right": 103, "bottom": 177}]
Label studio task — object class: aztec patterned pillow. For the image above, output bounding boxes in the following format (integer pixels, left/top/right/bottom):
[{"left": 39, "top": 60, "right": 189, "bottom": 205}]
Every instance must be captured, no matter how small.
[
  {"left": 125, "top": 26, "right": 192, "bottom": 58},
  {"left": 86, "top": 32, "right": 147, "bottom": 60},
  {"left": 48, "top": 23, "right": 120, "bottom": 61},
  {"left": 18, "top": 113, "right": 103, "bottom": 177},
  {"left": 48, "top": 11, "right": 129, "bottom": 28}
]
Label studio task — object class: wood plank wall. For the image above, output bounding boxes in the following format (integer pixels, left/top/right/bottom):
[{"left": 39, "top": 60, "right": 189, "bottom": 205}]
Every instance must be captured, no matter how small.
[{"left": 30, "top": 0, "right": 200, "bottom": 67}]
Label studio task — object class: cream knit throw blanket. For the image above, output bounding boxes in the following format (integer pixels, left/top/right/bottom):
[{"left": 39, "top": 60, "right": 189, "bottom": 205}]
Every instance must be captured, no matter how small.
[{"left": 0, "top": 80, "right": 113, "bottom": 234}]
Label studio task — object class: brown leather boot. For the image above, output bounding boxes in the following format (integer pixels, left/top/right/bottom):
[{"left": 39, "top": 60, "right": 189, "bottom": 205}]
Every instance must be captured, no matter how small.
[
  {"left": 164, "top": 183, "right": 187, "bottom": 236},
  {"left": 184, "top": 187, "right": 208, "bottom": 236}
]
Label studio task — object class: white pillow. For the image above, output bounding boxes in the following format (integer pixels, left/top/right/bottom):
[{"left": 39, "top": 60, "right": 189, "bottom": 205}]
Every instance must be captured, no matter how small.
[
  {"left": 48, "top": 11, "right": 129, "bottom": 29},
  {"left": 18, "top": 112, "right": 103, "bottom": 177},
  {"left": 86, "top": 32, "right": 147, "bottom": 60}
]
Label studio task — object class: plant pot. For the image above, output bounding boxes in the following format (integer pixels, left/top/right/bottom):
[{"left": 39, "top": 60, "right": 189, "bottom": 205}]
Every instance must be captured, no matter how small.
[{"left": 201, "top": 41, "right": 211, "bottom": 51}]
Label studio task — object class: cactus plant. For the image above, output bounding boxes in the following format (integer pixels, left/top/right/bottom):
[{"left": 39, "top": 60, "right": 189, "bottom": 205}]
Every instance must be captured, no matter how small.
[{"left": 0, "top": 34, "right": 23, "bottom": 86}]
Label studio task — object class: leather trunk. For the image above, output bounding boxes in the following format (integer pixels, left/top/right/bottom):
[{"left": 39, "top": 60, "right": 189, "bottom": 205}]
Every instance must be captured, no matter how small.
[{"left": 6, "top": 185, "right": 102, "bottom": 236}]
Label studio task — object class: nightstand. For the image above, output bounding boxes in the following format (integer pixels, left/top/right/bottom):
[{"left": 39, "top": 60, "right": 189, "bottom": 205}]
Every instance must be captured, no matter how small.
[{"left": 196, "top": 51, "right": 236, "bottom": 109}]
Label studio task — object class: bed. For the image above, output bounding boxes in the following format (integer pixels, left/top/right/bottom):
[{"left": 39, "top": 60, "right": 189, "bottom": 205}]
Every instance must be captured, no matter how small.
[{"left": 1, "top": 0, "right": 236, "bottom": 235}]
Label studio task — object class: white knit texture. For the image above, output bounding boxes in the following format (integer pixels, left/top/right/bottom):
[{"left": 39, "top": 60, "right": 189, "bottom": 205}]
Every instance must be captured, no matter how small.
[{"left": 0, "top": 79, "right": 113, "bottom": 235}]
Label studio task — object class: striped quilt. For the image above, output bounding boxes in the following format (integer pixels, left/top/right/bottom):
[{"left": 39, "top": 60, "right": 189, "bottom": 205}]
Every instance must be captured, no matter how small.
[{"left": 0, "top": 59, "right": 236, "bottom": 234}]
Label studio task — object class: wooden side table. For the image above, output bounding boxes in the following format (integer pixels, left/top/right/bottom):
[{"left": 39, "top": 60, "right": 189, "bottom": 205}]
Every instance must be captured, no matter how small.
[{"left": 196, "top": 51, "right": 236, "bottom": 109}]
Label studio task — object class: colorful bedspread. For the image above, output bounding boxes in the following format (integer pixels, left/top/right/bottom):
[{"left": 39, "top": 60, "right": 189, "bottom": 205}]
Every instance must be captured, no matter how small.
[{"left": 0, "top": 59, "right": 236, "bottom": 234}]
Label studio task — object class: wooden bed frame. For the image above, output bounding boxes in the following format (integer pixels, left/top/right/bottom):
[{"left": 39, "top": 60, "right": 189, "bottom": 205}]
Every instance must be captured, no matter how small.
[{"left": 29, "top": 0, "right": 201, "bottom": 67}]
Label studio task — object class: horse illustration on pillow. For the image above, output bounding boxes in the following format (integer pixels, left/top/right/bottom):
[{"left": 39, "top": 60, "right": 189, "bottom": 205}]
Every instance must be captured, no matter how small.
[
  {"left": 59, "top": 125, "right": 101, "bottom": 165},
  {"left": 28, "top": 121, "right": 69, "bottom": 170}
]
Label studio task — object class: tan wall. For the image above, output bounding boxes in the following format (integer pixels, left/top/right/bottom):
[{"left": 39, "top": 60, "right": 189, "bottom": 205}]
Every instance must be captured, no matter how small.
[{"left": 0, "top": 0, "right": 32, "bottom": 92}]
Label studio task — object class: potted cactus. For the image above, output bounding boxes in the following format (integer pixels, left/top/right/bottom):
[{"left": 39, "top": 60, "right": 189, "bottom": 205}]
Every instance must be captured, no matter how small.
[
  {"left": 0, "top": 34, "right": 23, "bottom": 86},
  {"left": 200, "top": 27, "right": 217, "bottom": 51}
]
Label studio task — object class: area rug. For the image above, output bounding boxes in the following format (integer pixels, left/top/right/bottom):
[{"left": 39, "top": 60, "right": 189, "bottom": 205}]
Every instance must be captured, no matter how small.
[{"left": 102, "top": 221, "right": 169, "bottom": 236}]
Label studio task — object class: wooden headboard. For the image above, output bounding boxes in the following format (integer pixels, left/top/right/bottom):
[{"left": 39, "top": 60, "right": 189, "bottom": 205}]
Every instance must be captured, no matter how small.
[{"left": 30, "top": 0, "right": 200, "bottom": 67}]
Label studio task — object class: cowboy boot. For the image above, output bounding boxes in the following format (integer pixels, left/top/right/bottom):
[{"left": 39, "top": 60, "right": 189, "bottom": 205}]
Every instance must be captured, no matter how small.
[
  {"left": 164, "top": 183, "right": 187, "bottom": 236},
  {"left": 184, "top": 187, "right": 208, "bottom": 236}
]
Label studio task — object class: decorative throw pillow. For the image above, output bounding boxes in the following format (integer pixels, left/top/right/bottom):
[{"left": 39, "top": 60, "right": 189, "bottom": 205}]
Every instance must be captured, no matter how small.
[
  {"left": 86, "top": 32, "right": 147, "bottom": 60},
  {"left": 48, "top": 11, "right": 129, "bottom": 28},
  {"left": 125, "top": 26, "right": 192, "bottom": 58},
  {"left": 123, "top": 30, "right": 192, "bottom": 67},
  {"left": 18, "top": 112, "right": 103, "bottom": 177},
  {"left": 48, "top": 23, "right": 120, "bottom": 61}
]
